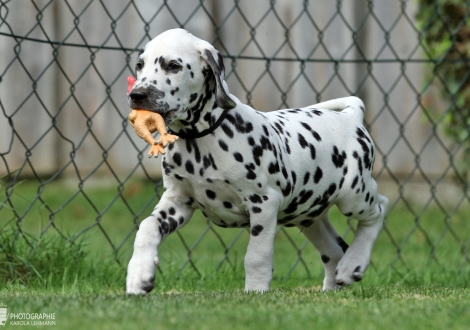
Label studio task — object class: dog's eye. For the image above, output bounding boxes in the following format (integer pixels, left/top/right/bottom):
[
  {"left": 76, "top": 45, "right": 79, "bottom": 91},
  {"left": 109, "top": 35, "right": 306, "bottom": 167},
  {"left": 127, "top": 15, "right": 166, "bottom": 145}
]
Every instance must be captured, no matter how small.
[
  {"left": 167, "top": 61, "right": 182, "bottom": 71},
  {"left": 136, "top": 62, "right": 143, "bottom": 71}
]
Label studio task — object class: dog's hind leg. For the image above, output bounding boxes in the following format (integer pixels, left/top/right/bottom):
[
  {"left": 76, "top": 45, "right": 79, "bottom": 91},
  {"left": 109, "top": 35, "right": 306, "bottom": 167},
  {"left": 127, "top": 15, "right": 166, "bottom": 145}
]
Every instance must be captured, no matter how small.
[
  {"left": 299, "top": 212, "right": 346, "bottom": 291},
  {"left": 335, "top": 191, "right": 388, "bottom": 286}
]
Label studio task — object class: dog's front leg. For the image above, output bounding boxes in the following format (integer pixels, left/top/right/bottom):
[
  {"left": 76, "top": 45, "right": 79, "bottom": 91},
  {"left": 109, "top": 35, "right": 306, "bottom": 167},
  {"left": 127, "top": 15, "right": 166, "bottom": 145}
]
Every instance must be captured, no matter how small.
[
  {"left": 126, "top": 194, "right": 194, "bottom": 295},
  {"left": 244, "top": 205, "right": 279, "bottom": 292}
]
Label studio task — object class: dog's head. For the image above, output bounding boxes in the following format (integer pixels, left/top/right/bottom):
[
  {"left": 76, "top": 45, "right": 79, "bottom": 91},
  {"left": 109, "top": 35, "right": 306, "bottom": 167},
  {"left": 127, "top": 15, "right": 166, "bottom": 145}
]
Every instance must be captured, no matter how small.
[{"left": 128, "top": 28, "right": 236, "bottom": 126}]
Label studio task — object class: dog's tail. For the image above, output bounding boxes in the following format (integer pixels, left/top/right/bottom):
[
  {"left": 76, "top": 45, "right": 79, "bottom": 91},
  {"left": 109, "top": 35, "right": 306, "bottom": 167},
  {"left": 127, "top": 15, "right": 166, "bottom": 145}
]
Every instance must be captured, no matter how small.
[{"left": 309, "top": 96, "right": 365, "bottom": 122}]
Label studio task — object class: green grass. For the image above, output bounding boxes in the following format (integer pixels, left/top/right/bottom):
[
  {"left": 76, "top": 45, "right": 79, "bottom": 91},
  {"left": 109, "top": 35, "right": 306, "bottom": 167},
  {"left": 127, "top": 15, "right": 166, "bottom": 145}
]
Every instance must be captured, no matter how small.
[
  {"left": 2, "top": 285, "right": 469, "bottom": 330},
  {"left": 2, "top": 266, "right": 470, "bottom": 330},
  {"left": 1, "top": 180, "right": 470, "bottom": 329}
]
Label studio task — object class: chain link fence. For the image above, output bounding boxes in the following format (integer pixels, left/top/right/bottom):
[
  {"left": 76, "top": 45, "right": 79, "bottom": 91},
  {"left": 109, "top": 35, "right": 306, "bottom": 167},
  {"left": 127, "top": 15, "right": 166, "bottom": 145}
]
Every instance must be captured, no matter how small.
[{"left": 1, "top": 0, "right": 469, "bottom": 281}]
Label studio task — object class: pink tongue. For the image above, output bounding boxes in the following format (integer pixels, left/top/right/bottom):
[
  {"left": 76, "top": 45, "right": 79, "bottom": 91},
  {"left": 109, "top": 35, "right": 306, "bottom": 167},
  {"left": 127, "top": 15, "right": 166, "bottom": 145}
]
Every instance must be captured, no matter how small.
[{"left": 127, "top": 76, "right": 136, "bottom": 94}]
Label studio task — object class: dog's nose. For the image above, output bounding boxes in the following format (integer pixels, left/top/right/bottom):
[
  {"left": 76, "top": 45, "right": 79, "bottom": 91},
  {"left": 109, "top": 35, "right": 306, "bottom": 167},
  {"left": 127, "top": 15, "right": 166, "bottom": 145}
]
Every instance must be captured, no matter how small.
[{"left": 130, "top": 90, "right": 148, "bottom": 102}]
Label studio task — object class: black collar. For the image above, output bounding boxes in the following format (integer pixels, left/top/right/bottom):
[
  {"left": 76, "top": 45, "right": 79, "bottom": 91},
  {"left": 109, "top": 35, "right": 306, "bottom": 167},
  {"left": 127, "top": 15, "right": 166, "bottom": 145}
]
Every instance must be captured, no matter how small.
[{"left": 169, "top": 108, "right": 231, "bottom": 139}]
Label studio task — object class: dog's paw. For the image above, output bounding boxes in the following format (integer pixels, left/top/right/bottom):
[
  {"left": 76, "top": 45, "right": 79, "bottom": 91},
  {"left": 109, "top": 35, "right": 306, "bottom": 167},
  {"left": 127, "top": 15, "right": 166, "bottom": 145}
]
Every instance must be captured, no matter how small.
[
  {"left": 335, "top": 263, "right": 364, "bottom": 287},
  {"left": 322, "top": 279, "right": 344, "bottom": 291},
  {"left": 126, "top": 256, "right": 158, "bottom": 295}
]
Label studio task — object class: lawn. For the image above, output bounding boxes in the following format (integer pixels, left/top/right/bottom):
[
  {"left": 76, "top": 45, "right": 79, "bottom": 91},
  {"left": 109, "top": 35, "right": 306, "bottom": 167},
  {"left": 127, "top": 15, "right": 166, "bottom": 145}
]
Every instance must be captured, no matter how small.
[
  {"left": 0, "top": 180, "right": 469, "bottom": 329},
  {"left": 2, "top": 284, "right": 469, "bottom": 330}
]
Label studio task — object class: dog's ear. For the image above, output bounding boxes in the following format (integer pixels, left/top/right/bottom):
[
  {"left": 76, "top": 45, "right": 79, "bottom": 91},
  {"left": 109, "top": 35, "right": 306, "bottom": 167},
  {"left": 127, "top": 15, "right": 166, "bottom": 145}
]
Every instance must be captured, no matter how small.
[{"left": 201, "top": 48, "right": 236, "bottom": 110}]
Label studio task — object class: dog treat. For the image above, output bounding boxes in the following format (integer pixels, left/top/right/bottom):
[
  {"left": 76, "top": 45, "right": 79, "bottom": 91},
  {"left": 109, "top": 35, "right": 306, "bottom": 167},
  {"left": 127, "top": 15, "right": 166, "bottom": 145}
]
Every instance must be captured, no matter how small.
[{"left": 127, "top": 76, "right": 178, "bottom": 157}]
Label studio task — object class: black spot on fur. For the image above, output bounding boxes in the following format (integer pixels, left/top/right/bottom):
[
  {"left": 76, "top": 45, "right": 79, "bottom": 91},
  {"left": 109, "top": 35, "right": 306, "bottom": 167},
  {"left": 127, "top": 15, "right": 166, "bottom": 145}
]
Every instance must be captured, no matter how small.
[
  {"left": 268, "top": 162, "right": 280, "bottom": 174},
  {"left": 282, "top": 182, "right": 292, "bottom": 196},
  {"left": 356, "top": 127, "right": 371, "bottom": 143},
  {"left": 282, "top": 167, "right": 288, "bottom": 179},
  {"left": 251, "top": 224, "right": 264, "bottom": 236},
  {"left": 251, "top": 206, "right": 262, "bottom": 214},
  {"left": 223, "top": 201, "right": 232, "bottom": 208},
  {"left": 233, "top": 152, "right": 244, "bottom": 162},
  {"left": 351, "top": 175, "right": 359, "bottom": 189},
  {"left": 203, "top": 156, "right": 212, "bottom": 169},
  {"left": 252, "top": 146, "right": 263, "bottom": 166},
  {"left": 321, "top": 255, "right": 330, "bottom": 263},
  {"left": 162, "top": 160, "right": 174, "bottom": 175},
  {"left": 312, "top": 131, "right": 322, "bottom": 142},
  {"left": 332, "top": 146, "right": 347, "bottom": 168},
  {"left": 208, "top": 154, "right": 217, "bottom": 170},
  {"left": 189, "top": 93, "right": 198, "bottom": 103},
  {"left": 311, "top": 109, "right": 323, "bottom": 116},
  {"left": 328, "top": 183, "right": 337, "bottom": 195},
  {"left": 313, "top": 167, "right": 323, "bottom": 184},
  {"left": 206, "top": 189, "right": 217, "bottom": 200},
  {"left": 291, "top": 171, "right": 297, "bottom": 185},
  {"left": 226, "top": 113, "right": 254, "bottom": 134},
  {"left": 218, "top": 140, "right": 228, "bottom": 151},
  {"left": 221, "top": 124, "right": 234, "bottom": 138},
  {"left": 336, "top": 236, "right": 349, "bottom": 253},
  {"left": 185, "top": 160, "right": 194, "bottom": 174},
  {"left": 172, "top": 152, "right": 182, "bottom": 166},
  {"left": 299, "top": 190, "right": 314, "bottom": 204},
  {"left": 298, "top": 133, "right": 308, "bottom": 148},
  {"left": 245, "top": 163, "right": 257, "bottom": 180},
  {"left": 339, "top": 177, "right": 345, "bottom": 189},
  {"left": 303, "top": 172, "right": 310, "bottom": 185},
  {"left": 309, "top": 144, "right": 316, "bottom": 160},
  {"left": 301, "top": 122, "right": 311, "bottom": 131},
  {"left": 285, "top": 197, "right": 299, "bottom": 214},
  {"left": 249, "top": 194, "right": 263, "bottom": 204}
]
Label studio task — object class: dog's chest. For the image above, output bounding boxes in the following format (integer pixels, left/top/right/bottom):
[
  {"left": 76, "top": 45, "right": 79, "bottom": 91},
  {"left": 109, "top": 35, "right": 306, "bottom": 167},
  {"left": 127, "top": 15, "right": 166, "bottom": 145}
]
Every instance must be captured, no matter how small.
[
  {"left": 162, "top": 146, "right": 253, "bottom": 226},
  {"left": 182, "top": 176, "right": 252, "bottom": 227}
]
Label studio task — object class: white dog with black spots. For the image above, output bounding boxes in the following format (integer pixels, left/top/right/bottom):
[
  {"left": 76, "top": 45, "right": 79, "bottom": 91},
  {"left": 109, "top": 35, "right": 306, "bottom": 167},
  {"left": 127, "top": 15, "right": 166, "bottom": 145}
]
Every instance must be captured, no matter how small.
[{"left": 126, "top": 28, "right": 388, "bottom": 295}]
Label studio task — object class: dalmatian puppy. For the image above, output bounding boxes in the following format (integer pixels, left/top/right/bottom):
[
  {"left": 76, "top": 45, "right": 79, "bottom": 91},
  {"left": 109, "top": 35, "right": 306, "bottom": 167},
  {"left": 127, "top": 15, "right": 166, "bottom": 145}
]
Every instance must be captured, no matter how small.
[{"left": 126, "top": 28, "right": 388, "bottom": 295}]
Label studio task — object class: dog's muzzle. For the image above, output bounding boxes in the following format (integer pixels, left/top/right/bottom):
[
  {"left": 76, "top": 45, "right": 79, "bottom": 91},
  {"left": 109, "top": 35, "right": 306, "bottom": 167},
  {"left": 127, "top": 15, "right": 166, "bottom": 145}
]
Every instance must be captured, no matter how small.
[{"left": 128, "top": 86, "right": 174, "bottom": 120}]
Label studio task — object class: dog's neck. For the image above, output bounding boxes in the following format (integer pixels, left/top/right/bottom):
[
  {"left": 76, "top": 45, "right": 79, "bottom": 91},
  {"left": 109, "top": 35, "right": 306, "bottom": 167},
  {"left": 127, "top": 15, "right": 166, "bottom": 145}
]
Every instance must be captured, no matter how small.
[
  {"left": 169, "top": 102, "right": 229, "bottom": 139},
  {"left": 168, "top": 75, "right": 232, "bottom": 139}
]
